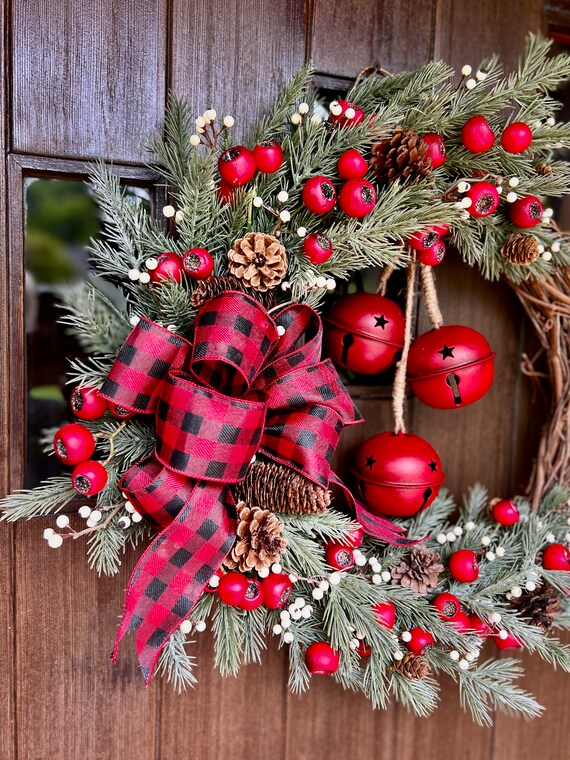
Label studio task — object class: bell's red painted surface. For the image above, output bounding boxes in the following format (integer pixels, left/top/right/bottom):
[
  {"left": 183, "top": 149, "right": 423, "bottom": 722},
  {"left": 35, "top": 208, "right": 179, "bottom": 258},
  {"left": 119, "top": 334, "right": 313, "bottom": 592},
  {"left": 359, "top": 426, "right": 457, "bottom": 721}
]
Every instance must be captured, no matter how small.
[
  {"left": 323, "top": 293, "right": 405, "bottom": 375},
  {"left": 352, "top": 432, "right": 445, "bottom": 517},
  {"left": 407, "top": 324, "right": 495, "bottom": 409}
]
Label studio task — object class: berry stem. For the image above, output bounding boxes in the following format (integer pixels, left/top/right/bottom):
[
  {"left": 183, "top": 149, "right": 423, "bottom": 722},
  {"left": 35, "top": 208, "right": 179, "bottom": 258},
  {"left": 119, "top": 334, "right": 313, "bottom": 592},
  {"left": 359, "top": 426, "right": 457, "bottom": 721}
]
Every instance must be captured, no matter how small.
[
  {"left": 96, "top": 421, "right": 128, "bottom": 465},
  {"left": 63, "top": 503, "right": 123, "bottom": 540}
]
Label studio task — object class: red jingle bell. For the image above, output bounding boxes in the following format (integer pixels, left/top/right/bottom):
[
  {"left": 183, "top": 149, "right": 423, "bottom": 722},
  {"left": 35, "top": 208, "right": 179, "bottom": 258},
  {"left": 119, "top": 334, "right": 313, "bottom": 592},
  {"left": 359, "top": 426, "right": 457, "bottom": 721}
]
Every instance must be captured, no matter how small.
[
  {"left": 323, "top": 293, "right": 405, "bottom": 375},
  {"left": 239, "top": 579, "right": 264, "bottom": 611},
  {"left": 373, "top": 600, "right": 396, "bottom": 629},
  {"left": 53, "top": 423, "right": 96, "bottom": 465},
  {"left": 448, "top": 550, "right": 479, "bottom": 583},
  {"left": 407, "top": 324, "right": 495, "bottom": 409},
  {"left": 421, "top": 133, "right": 446, "bottom": 168},
  {"left": 302, "top": 233, "right": 333, "bottom": 265},
  {"left": 433, "top": 592, "right": 461, "bottom": 620},
  {"left": 261, "top": 572, "right": 293, "bottom": 609},
  {"left": 509, "top": 195, "right": 544, "bottom": 228},
  {"left": 461, "top": 115, "right": 495, "bottom": 153},
  {"left": 182, "top": 248, "right": 214, "bottom": 280},
  {"left": 339, "top": 179, "right": 376, "bottom": 218},
  {"left": 71, "top": 460, "right": 108, "bottom": 496},
  {"left": 149, "top": 252, "right": 183, "bottom": 283},
  {"left": 325, "top": 542, "right": 355, "bottom": 571},
  {"left": 501, "top": 122, "right": 532, "bottom": 153},
  {"left": 542, "top": 543, "right": 570, "bottom": 572},
  {"left": 491, "top": 499, "right": 520, "bottom": 526},
  {"left": 405, "top": 627, "right": 434, "bottom": 656},
  {"left": 253, "top": 141, "right": 284, "bottom": 174},
  {"left": 218, "top": 572, "right": 249, "bottom": 606},
  {"left": 305, "top": 641, "right": 340, "bottom": 674},
  {"left": 302, "top": 176, "right": 337, "bottom": 214},
  {"left": 417, "top": 240, "right": 446, "bottom": 267},
  {"left": 71, "top": 386, "right": 108, "bottom": 420},
  {"left": 329, "top": 100, "right": 365, "bottom": 128},
  {"left": 218, "top": 145, "right": 257, "bottom": 186},
  {"left": 337, "top": 149, "right": 368, "bottom": 179},
  {"left": 352, "top": 432, "right": 445, "bottom": 518}
]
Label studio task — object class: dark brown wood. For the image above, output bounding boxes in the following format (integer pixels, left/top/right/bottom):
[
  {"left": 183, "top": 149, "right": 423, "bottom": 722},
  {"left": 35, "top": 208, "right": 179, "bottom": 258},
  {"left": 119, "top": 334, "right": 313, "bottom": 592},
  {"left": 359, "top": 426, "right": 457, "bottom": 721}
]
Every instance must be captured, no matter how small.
[{"left": 11, "top": 0, "right": 168, "bottom": 163}]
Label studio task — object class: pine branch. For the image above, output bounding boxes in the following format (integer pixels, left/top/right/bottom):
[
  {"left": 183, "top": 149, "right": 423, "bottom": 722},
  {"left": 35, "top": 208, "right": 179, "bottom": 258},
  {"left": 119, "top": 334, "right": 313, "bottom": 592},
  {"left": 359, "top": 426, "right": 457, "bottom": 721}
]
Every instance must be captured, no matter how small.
[
  {"left": 157, "top": 629, "right": 198, "bottom": 692},
  {"left": 212, "top": 600, "right": 244, "bottom": 677},
  {"left": 250, "top": 64, "right": 314, "bottom": 145},
  {"left": 0, "top": 477, "right": 76, "bottom": 521}
]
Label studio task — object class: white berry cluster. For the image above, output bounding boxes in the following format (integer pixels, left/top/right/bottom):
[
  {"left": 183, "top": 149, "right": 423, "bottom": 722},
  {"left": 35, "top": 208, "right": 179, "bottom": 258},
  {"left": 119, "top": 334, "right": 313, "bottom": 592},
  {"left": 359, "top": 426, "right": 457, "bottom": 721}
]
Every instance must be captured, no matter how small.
[{"left": 460, "top": 64, "right": 488, "bottom": 90}]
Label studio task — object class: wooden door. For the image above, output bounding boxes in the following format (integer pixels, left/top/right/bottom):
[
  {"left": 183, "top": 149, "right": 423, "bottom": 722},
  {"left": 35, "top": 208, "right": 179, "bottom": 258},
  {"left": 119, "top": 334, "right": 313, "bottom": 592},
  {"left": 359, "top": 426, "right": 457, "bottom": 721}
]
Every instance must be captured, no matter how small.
[{"left": 2, "top": 2, "right": 569, "bottom": 759}]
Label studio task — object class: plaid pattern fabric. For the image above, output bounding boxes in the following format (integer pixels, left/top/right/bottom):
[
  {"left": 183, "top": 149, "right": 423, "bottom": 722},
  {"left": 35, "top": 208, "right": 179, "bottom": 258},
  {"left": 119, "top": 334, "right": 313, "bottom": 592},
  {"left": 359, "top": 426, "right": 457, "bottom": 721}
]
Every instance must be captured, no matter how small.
[{"left": 105, "top": 290, "right": 411, "bottom": 681}]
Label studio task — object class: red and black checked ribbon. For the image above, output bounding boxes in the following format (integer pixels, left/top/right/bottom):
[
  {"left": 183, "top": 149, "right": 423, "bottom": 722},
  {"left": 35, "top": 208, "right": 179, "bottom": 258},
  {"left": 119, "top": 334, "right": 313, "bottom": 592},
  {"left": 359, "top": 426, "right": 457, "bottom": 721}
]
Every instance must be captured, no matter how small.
[{"left": 101, "top": 290, "right": 411, "bottom": 683}]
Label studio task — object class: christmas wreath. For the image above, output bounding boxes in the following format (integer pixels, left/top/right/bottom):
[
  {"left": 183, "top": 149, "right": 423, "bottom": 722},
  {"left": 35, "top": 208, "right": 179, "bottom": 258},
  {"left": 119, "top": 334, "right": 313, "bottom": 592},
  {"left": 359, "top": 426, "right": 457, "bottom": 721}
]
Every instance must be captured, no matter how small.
[{"left": 4, "top": 34, "right": 570, "bottom": 725}]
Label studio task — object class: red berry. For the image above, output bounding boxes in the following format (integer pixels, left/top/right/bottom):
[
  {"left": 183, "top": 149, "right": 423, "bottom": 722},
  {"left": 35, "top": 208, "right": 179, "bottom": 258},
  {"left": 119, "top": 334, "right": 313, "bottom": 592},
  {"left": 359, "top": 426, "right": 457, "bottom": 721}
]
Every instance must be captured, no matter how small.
[
  {"left": 305, "top": 641, "right": 340, "bottom": 674},
  {"left": 253, "top": 141, "right": 284, "bottom": 174},
  {"left": 302, "top": 176, "right": 336, "bottom": 214},
  {"left": 218, "top": 571, "right": 249, "bottom": 606},
  {"left": 448, "top": 550, "right": 479, "bottom": 583},
  {"left": 468, "top": 613, "right": 490, "bottom": 637},
  {"left": 71, "top": 460, "right": 108, "bottom": 496},
  {"left": 149, "top": 252, "right": 183, "bottom": 283},
  {"left": 329, "top": 100, "right": 364, "bottom": 128},
  {"left": 261, "top": 572, "right": 293, "bottom": 609},
  {"left": 491, "top": 499, "right": 520, "bottom": 526},
  {"left": 218, "top": 180, "right": 235, "bottom": 205},
  {"left": 71, "top": 386, "right": 107, "bottom": 420},
  {"left": 302, "top": 233, "right": 333, "bottom": 265},
  {"left": 542, "top": 543, "right": 570, "bottom": 571},
  {"left": 53, "top": 424, "right": 96, "bottom": 465},
  {"left": 337, "top": 149, "right": 368, "bottom": 179},
  {"left": 372, "top": 600, "right": 396, "bottom": 629},
  {"left": 421, "top": 133, "right": 446, "bottom": 168},
  {"left": 466, "top": 182, "right": 500, "bottom": 217},
  {"left": 182, "top": 248, "right": 214, "bottom": 280},
  {"left": 325, "top": 543, "right": 355, "bottom": 571},
  {"left": 407, "top": 228, "right": 440, "bottom": 251},
  {"left": 431, "top": 223, "right": 450, "bottom": 237},
  {"left": 339, "top": 179, "right": 376, "bottom": 218},
  {"left": 356, "top": 640, "right": 371, "bottom": 658},
  {"left": 239, "top": 579, "right": 264, "bottom": 611},
  {"left": 501, "top": 122, "right": 532, "bottom": 153},
  {"left": 461, "top": 115, "right": 495, "bottom": 153},
  {"left": 107, "top": 402, "right": 136, "bottom": 420},
  {"left": 494, "top": 631, "right": 523, "bottom": 650},
  {"left": 433, "top": 592, "right": 461, "bottom": 620},
  {"left": 340, "top": 525, "right": 364, "bottom": 549},
  {"left": 204, "top": 568, "right": 224, "bottom": 593},
  {"left": 449, "top": 610, "right": 471, "bottom": 633},
  {"left": 218, "top": 145, "right": 256, "bottom": 186},
  {"left": 417, "top": 240, "right": 446, "bottom": 266},
  {"left": 509, "top": 195, "right": 543, "bottom": 228},
  {"left": 406, "top": 627, "right": 434, "bottom": 656}
]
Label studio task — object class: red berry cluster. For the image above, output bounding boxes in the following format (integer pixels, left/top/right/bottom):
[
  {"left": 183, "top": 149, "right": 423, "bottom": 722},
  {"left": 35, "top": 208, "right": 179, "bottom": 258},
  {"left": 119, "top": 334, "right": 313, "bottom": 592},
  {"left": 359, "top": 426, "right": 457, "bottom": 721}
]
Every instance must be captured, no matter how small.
[
  {"left": 213, "top": 569, "right": 293, "bottom": 611},
  {"left": 406, "top": 223, "right": 450, "bottom": 267},
  {"left": 146, "top": 247, "right": 215, "bottom": 285}
]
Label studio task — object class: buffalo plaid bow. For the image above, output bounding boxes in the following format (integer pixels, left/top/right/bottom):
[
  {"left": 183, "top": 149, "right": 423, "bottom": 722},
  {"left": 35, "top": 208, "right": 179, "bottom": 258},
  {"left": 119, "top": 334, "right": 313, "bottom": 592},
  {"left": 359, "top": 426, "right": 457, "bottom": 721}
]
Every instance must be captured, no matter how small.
[{"left": 101, "top": 290, "right": 410, "bottom": 682}]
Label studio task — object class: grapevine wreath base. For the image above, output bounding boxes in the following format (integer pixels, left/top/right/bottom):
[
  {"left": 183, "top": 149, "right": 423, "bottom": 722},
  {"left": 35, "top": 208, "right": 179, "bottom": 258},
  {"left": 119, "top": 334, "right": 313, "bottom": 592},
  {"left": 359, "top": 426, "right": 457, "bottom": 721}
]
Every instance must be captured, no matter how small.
[{"left": 3, "top": 35, "right": 570, "bottom": 725}]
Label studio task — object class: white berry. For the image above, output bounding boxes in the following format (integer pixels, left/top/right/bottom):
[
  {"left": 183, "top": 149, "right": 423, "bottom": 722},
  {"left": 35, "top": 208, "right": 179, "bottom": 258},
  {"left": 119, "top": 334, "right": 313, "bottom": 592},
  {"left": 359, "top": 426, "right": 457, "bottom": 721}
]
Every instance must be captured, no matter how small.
[
  {"left": 446, "top": 532, "right": 456, "bottom": 542},
  {"left": 48, "top": 533, "right": 64, "bottom": 549},
  {"left": 291, "top": 113, "right": 302, "bottom": 125},
  {"left": 179, "top": 620, "right": 192, "bottom": 634},
  {"left": 486, "top": 551, "right": 496, "bottom": 561},
  {"left": 195, "top": 116, "right": 206, "bottom": 128},
  {"left": 175, "top": 210, "right": 184, "bottom": 223},
  {"left": 461, "top": 64, "right": 472, "bottom": 76},
  {"left": 283, "top": 632, "right": 294, "bottom": 644},
  {"left": 90, "top": 510, "right": 102, "bottom": 523},
  {"left": 510, "top": 586, "right": 522, "bottom": 598},
  {"left": 465, "top": 79, "right": 477, "bottom": 90},
  {"left": 276, "top": 325, "right": 286, "bottom": 337},
  {"left": 208, "top": 574, "right": 220, "bottom": 589},
  {"left": 495, "top": 546, "right": 505, "bottom": 557},
  {"left": 506, "top": 191, "right": 518, "bottom": 203},
  {"left": 326, "top": 278, "right": 336, "bottom": 290},
  {"left": 129, "top": 315, "right": 141, "bottom": 327},
  {"left": 457, "top": 181, "right": 469, "bottom": 193},
  {"left": 490, "top": 612, "right": 501, "bottom": 624},
  {"left": 453, "top": 526, "right": 463, "bottom": 536},
  {"left": 298, "top": 102, "right": 309, "bottom": 115},
  {"left": 252, "top": 196, "right": 263, "bottom": 208},
  {"left": 131, "top": 511, "right": 143, "bottom": 523},
  {"left": 345, "top": 107, "right": 356, "bottom": 120},
  {"left": 124, "top": 501, "right": 135, "bottom": 513},
  {"left": 204, "top": 109, "right": 217, "bottom": 121},
  {"left": 312, "top": 588, "right": 324, "bottom": 600},
  {"left": 546, "top": 116, "right": 555, "bottom": 126},
  {"left": 371, "top": 563, "right": 382, "bottom": 574},
  {"left": 78, "top": 506, "right": 91, "bottom": 519},
  {"left": 372, "top": 574, "right": 381, "bottom": 585},
  {"left": 381, "top": 571, "right": 391, "bottom": 582},
  {"left": 449, "top": 650, "right": 460, "bottom": 661},
  {"left": 544, "top": 208, "right": 554, "bottom": 218},
  {"left": 297, "top": 226, "right": 307, "bottom": 237},
  {"left": 476, "top": 70, "right": 488, "bottom": 81},
  {"left": 329, "top": 572, "right": 341, "bottom": 586},
  {"left": 271, "top": 563, "right": 282, "bottom": 574},
  {"left": 223, "top": 115, "right": 235, "bottom": 128},
  {"left": 525, "top": 581, "right": 536, "bottom": 591},
  {"left": 436, "top": 533, "right": 447, "bottom": 544},
  {"left": 139, "top": 272, "right": 151, "bottom": 284},
  {"left": 498, "top": 629, "right": 509, "bottom": 640},
  {"left": 319, "top": 580, "right": 330, "bottom": 591},
  {"left": 315, "top": 276, "right": 327, "bottom": 289},
  {"left": 465, "top": 652, "right": 475, "bottom": 662},
  {"left": 146, "top": 258, "right": 158, "bottom": 270},
  {"left": 301, "top": 606, "right": 312, "bottom": 619},
  {"left": 277, "top": 190, "right": 289, "bottom": 203},
  {"left": 279, "top": 210, "right": 291, "bottom": 223},
  {"left": 189, "top": 135, "right": 201, "bottom": 147},
  {"left": 465, "top": 521, "right": 475, "bottom": 530},
  {"left": 546, "top": 532, "right": 556, "bottom": 543},
  {"left": 281, "top": 281, "right": 291, "bottom": 292},
  {"left": 461, "top": 197, "right": 473, "bottom": 208},
  {"left": 393, "top": 650, "right": 404, "bottom": 661},
  {"left": 401, "top": 631, "right": 412, "bottom": 642},
  {"left": 551, "top": 241, "right": 560, "bottom": 252},
  {"left": 162, "top": 205, "right": 175, "bottom": 218},
  {"left": 43, "top": 528, "right": 55, "bottom": 539},
  {"left": 273, "top": 624, "right": 283, "bottom": 635},
  {"left": 459, "top": 659, "right": 470, "bottom": 670},
  {"left": 329, "top": 101, "right": 342, "bottom": 116},
  {"left": 195, "top": 620, "right": 207, "bottom": 632},
  {"left": 482, "top": 536, "right": 491, "bottom": 546},
  {"left": 118, "top": 516, "right": 131, "bottom": 529},
  {"left": 128, "top": 269, "right": 141, "bottom": 281},
  {"left": 508, "top": 176, "right": 520, "bottom": 187}
]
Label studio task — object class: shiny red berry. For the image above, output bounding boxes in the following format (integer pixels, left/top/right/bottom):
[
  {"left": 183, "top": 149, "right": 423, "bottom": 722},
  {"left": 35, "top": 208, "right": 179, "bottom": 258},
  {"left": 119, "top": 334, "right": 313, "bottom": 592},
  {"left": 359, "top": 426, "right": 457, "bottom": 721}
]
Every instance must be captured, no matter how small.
[
  {"left": 372, "top": 600, "right": 396, "bottom": 629},
  {"left": 339, "top": 179, "right": 376, "bottom": 218},
  {"left": 325, "top": 543, "right": 355, "bottom": 571},
  {"left": 218, "top": 145, "right": 256, "bottom": 186},
  {"left": 302, "top": 233, "right": 333, "bottom": 265},
  {"left": 71, "top": 460, "right": 108, "bottom": 496},
  {"left": 494, "top": 631, "right": 523, "bottom": 650},
  {"left": 466, "top": 182, "right": 500, "bottom": 217},
  {"left": 509, "top": 195, "right": 543, "bottom": 228},
  {"left": 107, "top": 402, "right": 136, "bottom": 420},
  {"left": 433, "top": 592, "right": 461, "bottom": 620},
  {"left": 461, "top": 115, "right": 495, "bottom": 153},
  {"left": 261, "top": 572, "right": 293, "bottom": 609},
  {"left": 71, "top": 386, "right": 107, "bottom": 420},
  {"left": 431, "top": 223, "right": 450, "bottom": 237},
  {"left": 239, "top": 579, "right": 264, "bottom": 611},
  {"left": 218, "top": 571, "right": 249, "bottom": 606},
  {"left": 218, "top": 180, "right": 235, "bottom": 205},
  {"left": 182, "top": 248, "right": 214, "bottom": 280},
  {"left": 302, "top": 176, "right": 336, "bottom": 214},
  {"left": 407, "top": 228, "right": 440, "bottom": 251},
  {"left": 329, "top": 100, "right": 364, "bottom": 128},
  {"left": 340, "top": 525, "right": 364, "bottom": 549},
  {"left": 204, "top": 568, "right": 224, "bottom": 593},
  {"left": 542, "top": 543, "right": 570, "bottom": 571},
  {"left": 149, "top": 252, "right": 183, "bottom": 283},
  {"left": 356, "top": 640, "right": 371, "bottom": 658},
  {"left": 417, "top": 240, "right": 446, "bottom": 266},
  {"left": 406, "top": 627, "right": 434, "bottom": 656},
  {"left": 491, "top": 499, "right": 520, "bottom": 526},
  {"left": 53, "top": 424, "right": 96, "bottom": 465},
  {"left": 305, "top": 641, "right": 340, "bottom": 674},
  {"left": 501, "top": 122, "right": 532, "bottom": 153},
  {"left": 468, "top": 613, "right": 490, "bottom": 637},
  {"left": 337, "top": 149, "right": 368, "bottom": 179},
  {"left": 421, "top": 133, "right": 446, "bottom": 168},
  {"left": 449, "top": 610, "right": 471, "bottom": 633},
  {"left": 253, "top": 141, "right": 284, "bottom": 174},
  {"left": 448, "top": 550, "right": 479, "bottom": 583}
]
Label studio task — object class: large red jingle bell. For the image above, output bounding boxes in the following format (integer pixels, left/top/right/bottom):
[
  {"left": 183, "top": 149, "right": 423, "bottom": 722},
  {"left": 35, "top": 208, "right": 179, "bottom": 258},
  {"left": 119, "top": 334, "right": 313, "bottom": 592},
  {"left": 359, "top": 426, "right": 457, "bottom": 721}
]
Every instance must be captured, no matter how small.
[
  {"left": 407, "top": 325, "right": 495, "bottom": 409},
  {"left": 352, "top": 432, "right": 445, "bottom": 517},
  {"left": 323, "top": 293, "right": 405, "bottom": 375}
]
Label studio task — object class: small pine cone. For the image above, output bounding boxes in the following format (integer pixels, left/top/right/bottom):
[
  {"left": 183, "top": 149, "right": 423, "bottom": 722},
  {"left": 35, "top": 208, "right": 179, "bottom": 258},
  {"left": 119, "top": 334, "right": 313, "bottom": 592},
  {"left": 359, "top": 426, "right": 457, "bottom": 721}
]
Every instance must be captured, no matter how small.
[
  {"left": 225, "top": 501, "right": 288, "bottom": 572},
  {"left": 535, "top": 163, "right": 553, "bottom": 177},
  {"left": 228, "top": 232, "right": 288, "bottom": 292},
  {"left": 393, "top": 652, "right": 430, "bottom": 680},
  {"left": 502, "top": 233, "right": 540, "bottom": 265},
  {"left": 189, "top": 274, "right": 276, "bottom": 309},
  {"left": 391, "top": 545, "right": 443, "bottom": 595},
  {"left": 370, "top": 127, "right": 432, "bottom": 186},
  {"left": 510, "top": 582, "right": 560, "bottom": 630},
  {"left": 234, "top": 460, "right": 330, "bottom": 515}
]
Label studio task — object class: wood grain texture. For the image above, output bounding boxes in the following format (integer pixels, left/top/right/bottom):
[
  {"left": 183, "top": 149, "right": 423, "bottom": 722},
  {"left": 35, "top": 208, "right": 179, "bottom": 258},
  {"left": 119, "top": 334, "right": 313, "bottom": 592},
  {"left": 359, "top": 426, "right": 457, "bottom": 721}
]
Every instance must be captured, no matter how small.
[
  {"left": 309, "top": 0, "right": 435, "bottom": 79},
  {"left": 11, "top": 0, "right": 167, "bottom": 163},
  {"left": 170, "top": 0, "right": 306, "bottom": 145}
]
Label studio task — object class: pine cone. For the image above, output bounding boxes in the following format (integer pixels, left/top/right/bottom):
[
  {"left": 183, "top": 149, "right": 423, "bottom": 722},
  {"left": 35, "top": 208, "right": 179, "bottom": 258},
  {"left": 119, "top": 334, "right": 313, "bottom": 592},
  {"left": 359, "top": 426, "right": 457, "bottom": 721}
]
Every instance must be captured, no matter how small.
[
  {"left": 391, "top": 545, "right": 443, "bottom": 595},
  {"left": 234, "top": 460, "right": 330, "bottom": 515},
  {"left": 535, "top": 163, "right": 553, "bottom": 177},
  {"left": 510, "top": 582, "right": 560, "bottom": 630},
  {"left": 190, "top": 274, "right": 276, "bottom": 309},
  {"left": 225, "top": 502, "right": 288, "bottom": 572},
  {"left": 502, "top": 233, "right": 540, "bottom": 265},
  {"left": 370, "top": 127, "right": 432, "bottom": 186},
  {"left": 228, "top": 232, "right": 287, "bottom": 292},
  {"left": 393, "top": 652, "right": 430, "bottom": 680}
]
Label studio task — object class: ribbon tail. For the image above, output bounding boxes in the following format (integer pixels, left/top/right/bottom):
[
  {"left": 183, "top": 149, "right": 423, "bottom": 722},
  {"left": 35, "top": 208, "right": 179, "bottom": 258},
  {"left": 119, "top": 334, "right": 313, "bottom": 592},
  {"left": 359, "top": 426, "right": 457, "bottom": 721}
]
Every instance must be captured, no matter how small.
[
  {"left": 113, "top": 481, "right": 236, "bottom": 684},
  {"left": 329, "top": 473, "right": 425, "bottom": 546}
]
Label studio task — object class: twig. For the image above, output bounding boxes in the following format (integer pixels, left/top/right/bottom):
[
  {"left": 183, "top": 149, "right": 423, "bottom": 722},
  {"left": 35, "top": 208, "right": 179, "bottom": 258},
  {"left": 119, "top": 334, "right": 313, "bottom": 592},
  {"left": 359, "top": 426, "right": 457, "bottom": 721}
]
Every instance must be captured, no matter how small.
[
  {"left": 392, "top": 258, "right": 417, "bottom": 434},
  {"left": 420, "top": 264, "right": 444, "bottom": 329}
]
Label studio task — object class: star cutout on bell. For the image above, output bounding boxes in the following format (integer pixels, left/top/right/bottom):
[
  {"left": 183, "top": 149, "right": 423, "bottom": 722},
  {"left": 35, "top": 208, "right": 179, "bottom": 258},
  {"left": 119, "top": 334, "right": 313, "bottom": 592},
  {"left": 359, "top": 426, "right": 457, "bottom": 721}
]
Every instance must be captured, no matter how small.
[
  {"left": 428, "top": 460, "right": 438, "bottom": 473},
  {"left": 364, "top": 455, "right": 377, "bottom": 469},
  {"left": 374, "top": 314, "right": 389, "bottom": 329},
  {"left": 438, "top": 344, "right": 455, "bottom": 360}
]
